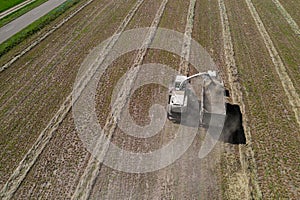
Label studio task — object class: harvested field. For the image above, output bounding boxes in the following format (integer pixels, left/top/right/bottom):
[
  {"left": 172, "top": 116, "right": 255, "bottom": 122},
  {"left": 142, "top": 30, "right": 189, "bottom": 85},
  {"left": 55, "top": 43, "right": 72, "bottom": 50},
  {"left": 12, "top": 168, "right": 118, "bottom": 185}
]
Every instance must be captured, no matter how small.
[
  {"left": 271, "top": 0, "right": 300, "bottom": 36},
  {"left": 274, "top": 0, "right": 300, "bottom": 25},
  {"left": 0, "top": 0, "right": 299, "bottom": 199},
  {"left": 248, "top": 0, "right": 300, "bottom": 125},
  {"left": 87, "top": 0, "right": 225, "bottom": 199},
  {"left": 225, "top": 0, "right": 299, "bottom": 198},
  {"left": 0, "top": 0, "right": 138, "bottom": 196}
]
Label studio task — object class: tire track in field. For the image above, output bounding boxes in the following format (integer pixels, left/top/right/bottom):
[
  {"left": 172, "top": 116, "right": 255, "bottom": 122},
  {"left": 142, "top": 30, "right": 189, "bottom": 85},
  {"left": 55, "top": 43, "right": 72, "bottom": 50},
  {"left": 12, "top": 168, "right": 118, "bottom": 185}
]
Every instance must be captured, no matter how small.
[
  {"left": 179, "top": 0, "right": 196, "bottom": 75},
  {"left": 71, "top": 0, "right": 169, "bottom": 199},
  {"left": 0, "top": 1, "right": 145, "bottom": 199},
  {"left": 272, "top": 0, "right": 300, "bottom": 36},
  {"left": 218, "top": 0, "right": 239, "bottom": 104},
  {"left": 121, "top": 0, "right": 196, "bottom": 198},
  {"left": 245, "top": 0, "right": 300, "bottom": 127},
  {"left": 0, "top": 0, "right": 96, "bottom": 73},
  {"left": 160, "top": 0, "right": 196, "bottom": 197},
  {"left": 218, "top": 0, "right": 262, "bottom": 198}
]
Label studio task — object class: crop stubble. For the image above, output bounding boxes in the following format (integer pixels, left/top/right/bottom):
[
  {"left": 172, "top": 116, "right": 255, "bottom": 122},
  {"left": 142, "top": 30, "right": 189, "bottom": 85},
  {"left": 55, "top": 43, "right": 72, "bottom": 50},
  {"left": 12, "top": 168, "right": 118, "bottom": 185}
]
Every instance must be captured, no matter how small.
[
  {"left": 1, "top": 0, "right": 298, "bottom": 198},
  {"left": 225, "top": 0, "right": 299, "bottom": 198},
  {"left": 90, "top": 0, "right": 225, "bottom": 199},
  {"left": 73, "top": 0, "right": 169, "bottom": 199},
  {"left": 0, "top": 0, "right": 138, "bottom": 198}
]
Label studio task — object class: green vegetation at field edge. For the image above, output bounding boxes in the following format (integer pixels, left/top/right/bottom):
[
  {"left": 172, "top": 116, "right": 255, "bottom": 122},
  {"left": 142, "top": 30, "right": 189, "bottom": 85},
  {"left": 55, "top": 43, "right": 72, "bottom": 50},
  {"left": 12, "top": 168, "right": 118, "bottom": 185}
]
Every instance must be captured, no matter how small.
[
  {"left": 0, "top": 0, "right": 27, "bottom": 13},
  {"left": 0, "top": 0, "right": 80, "bottom": 58},
  {"left": 0, "top": 0, "right": 49, "bottom": 28}
]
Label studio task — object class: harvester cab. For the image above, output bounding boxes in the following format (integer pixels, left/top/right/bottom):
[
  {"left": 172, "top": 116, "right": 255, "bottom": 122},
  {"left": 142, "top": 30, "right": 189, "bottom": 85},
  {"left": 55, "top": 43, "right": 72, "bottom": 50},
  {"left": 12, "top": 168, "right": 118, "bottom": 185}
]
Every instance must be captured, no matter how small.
[{"left": 166, "top": 75, "right": 188, "bottom": 120}]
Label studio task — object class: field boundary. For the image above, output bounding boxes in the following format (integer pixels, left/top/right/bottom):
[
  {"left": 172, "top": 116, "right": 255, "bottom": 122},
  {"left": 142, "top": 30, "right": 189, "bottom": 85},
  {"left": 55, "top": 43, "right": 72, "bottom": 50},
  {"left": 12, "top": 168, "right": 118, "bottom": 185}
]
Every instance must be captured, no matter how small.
[
  {"left": 71, "top": 0, "right": 169, "bottom": 199},
  {"left": 218, "top": 0, "right": 262, "bottom": 198},
  {"left": 0, "top": 0, "right": 145, "bottom": 199},
  {"left": 272, "top": 0, "right": 300, "bottom": 36},
  {"left": 0, "top": 0, "right": 49, "bottom": 29},
  {"left": 0, "top": 0, "right": 87, "bottom": 73},
  {"left": 0, "top": 0, "right": 115, "bottom": 166},
  {"left": 245, "top": 0, "right": 300, "bottom": 127},
  {"left": 0, "top": 0, "right": 37, "bottom": 19}
]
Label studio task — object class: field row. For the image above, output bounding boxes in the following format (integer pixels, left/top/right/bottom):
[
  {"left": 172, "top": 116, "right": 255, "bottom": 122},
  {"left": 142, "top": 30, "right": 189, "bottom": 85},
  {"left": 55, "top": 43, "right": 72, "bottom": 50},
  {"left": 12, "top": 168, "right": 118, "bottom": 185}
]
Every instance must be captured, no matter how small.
[
  {"left": 0, "top": 0, "right": 299, "bottom": 198},
  {"left": 0, "top": 0, "right": 137, "bottom": 196},
  {"left": 225, "top": 0, "right": 299, "bottom": 198}
]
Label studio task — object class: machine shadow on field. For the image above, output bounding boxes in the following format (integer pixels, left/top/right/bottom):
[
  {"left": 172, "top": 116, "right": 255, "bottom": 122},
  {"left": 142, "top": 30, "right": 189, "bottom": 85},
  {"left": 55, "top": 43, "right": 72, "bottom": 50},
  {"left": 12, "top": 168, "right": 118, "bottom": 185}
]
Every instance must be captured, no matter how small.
[
  {"left": 170, "top": 88, "right": 246, "bottom": 145},
  {"left": 208, "top": 103, "right": 246, "bottom": 144}
]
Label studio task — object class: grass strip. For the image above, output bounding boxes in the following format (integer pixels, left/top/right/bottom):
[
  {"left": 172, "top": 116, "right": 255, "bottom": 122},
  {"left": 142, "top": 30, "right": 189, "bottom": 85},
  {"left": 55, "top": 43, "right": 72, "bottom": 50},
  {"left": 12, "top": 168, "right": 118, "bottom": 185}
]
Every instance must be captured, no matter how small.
[
  {"left": 0, "top": 0, "right": 27, "bottom": 12},
  {"left": 0, "top": 0, "right": 80, "bottom": 58},
  {"left": 0, "top": 0, "right": 49, "bottom": 28}
]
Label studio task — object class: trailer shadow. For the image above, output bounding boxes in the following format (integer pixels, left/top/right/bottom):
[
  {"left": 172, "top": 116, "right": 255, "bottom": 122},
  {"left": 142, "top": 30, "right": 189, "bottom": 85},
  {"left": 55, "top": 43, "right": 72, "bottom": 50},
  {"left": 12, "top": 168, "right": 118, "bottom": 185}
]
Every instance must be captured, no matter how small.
[
  {"left": 219, "top": 103, "right": 246, "bottom": 144},
  {"left": 200, "top": 103, "right": 246, "bottom": 144},
  {"left": 167, "top": 86, "right": 246, "bottom": 145},
  {"left": 172, "top": 102, "right": 246, "bottom": 145}
]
